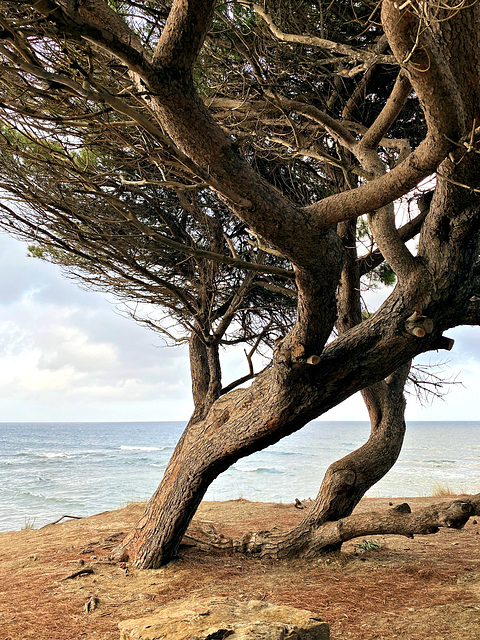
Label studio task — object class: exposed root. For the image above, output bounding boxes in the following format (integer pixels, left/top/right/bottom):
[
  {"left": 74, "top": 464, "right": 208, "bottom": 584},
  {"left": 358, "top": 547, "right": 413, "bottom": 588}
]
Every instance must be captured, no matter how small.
[{"left": 182, "top": 494, "right": 480, "bottom": 559}]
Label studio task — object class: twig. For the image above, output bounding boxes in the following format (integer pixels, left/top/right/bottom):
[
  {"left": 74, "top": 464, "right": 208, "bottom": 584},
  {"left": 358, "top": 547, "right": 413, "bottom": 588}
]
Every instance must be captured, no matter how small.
[
  {"left": 61, "top": 567, "right": 95, "bottom": 581},
  {"left": 40, "top": 515, "right": 83, "bottom": 529},
  {"left": 41, "top": 514, "right": 83, "bottom": 528}
]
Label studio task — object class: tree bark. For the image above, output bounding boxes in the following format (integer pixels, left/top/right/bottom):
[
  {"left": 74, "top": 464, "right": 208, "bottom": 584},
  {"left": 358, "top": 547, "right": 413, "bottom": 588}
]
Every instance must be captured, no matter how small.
[
  {"left": 115, "top": 418, "right": 223, "bottom": 567},
  {"left": 108, "top": 0, "right": 480, "bottom": 569},
  {"left": 183, "top": 494, "right": 480, "bottom": 558},
  {"left": 294, "top": 364, "right": 410, "bottom": 547},
  {"left": 189, "top": 329, "right": 222, "bottom": 422}
]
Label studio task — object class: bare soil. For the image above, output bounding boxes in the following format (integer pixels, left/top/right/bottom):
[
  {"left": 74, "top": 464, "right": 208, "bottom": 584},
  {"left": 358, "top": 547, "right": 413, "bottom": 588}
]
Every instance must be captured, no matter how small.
[{"left": 1, "top": 496, "right": 479, "bottom": 640}]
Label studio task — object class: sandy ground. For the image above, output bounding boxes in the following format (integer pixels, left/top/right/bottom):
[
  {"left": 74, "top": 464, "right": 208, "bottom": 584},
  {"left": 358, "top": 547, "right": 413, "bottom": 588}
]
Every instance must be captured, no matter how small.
[{"left": 0, "top": 496, "right": 479, "bottom": 640}]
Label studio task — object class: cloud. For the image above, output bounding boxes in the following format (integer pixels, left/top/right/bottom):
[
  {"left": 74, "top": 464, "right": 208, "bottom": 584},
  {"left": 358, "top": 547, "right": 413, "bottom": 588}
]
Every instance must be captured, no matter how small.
[
  {"left": 36, "top": 325, "right": 118, "bottom": 372},
  {"left": 1, "top": 231, "right": 480, "bottom": 423},
  {"left": 0, "top": 233, "right": 193, "bottom": 420}
]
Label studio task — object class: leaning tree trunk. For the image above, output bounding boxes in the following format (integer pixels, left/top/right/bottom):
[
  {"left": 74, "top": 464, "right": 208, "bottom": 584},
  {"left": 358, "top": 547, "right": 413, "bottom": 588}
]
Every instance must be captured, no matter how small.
[
  {"left": 114, "top": 206, "right": 413, "bottom": 569},
  {"left": 283, "top": 217, "right": 412, "bottom": 548},
  {"left": 115, "top": 359, "right": 411, "bottom": 567},
  {"left": 242, "top": 213, "right": 413, "bottom": 558},
  {"left": 115, "top": 416, "right": 223, "bottom": 567},
  {"left": 114, "top": 12, "right": 480, "bottom": 565},
  {"left": 262, "top": 362, "right": 411, "bottom": 558}
]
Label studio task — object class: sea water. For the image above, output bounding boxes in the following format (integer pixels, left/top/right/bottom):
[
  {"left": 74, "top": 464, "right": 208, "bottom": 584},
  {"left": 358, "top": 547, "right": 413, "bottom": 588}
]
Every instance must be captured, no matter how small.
[{"left": 1, "top": 421, "right": 479, "bottom": 532}]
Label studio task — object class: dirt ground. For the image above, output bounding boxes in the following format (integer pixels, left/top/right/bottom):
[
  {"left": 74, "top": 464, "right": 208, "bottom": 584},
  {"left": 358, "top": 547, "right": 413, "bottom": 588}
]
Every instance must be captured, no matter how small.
[{"left": 0, "top": 496, "right": 479, "bottom": 640}]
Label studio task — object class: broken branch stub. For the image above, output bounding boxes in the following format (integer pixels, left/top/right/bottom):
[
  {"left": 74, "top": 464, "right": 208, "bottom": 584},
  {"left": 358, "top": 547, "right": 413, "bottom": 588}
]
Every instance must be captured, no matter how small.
[{"left": 405, "top": 310, "right": 434, "bottom": 337}]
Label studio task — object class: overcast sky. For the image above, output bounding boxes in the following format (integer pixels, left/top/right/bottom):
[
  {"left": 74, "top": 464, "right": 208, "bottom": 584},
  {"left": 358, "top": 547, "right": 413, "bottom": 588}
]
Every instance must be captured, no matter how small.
[{"left": 0, "top": 231, "right": 479, "bottom": 423}]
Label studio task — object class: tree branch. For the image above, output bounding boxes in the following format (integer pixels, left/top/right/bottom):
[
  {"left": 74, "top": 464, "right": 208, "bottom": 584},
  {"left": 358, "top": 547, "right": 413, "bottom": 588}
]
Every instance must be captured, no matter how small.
[
  {"left": 0, "top": 43, "right": 253, "bottom": 209},
  {"left": 183, "top": 494, "right": 480, "bottom": 558},
  {"left": 240, "top": 2, "right": 397, "bottom": 67},
  {"left": 36, "top": 0, "right": 148, "bottom": 71},
  {"left": 358, "top": 206, "right": 429, "bottom": 276},
  {"left": 359, "top": 71, "right": 412, "bottom": 151},
  {"left": 90, "top": 190, "right": 295, "bottom": 279},
  {"left": 153, "top": 0, "right": 216, "bottom": 70},
  {"left": 306, "top": 0, "right": 466, "bottom": 228}
]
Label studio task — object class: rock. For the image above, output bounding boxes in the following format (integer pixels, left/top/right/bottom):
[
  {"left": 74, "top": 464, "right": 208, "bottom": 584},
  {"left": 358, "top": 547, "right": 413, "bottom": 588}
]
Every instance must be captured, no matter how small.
[
  {"left": 391, "top": 503, "right": 411, "bottom": 514},
  {"left": 118, "top": 596, "right": 329, "bottom": 640},
  {"left": 85, "top": 595, "right": 99, "bottom": 613}
]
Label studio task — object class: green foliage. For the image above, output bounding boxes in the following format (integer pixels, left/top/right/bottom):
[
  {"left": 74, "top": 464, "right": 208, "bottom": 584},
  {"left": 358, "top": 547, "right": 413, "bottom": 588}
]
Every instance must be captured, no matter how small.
[
  {"left": 357, "top": 218, "right": 371, "bottom": 240},
  {"left": 27, "top": 245, "right": 45, "bottom": 259},
  {"left": 376, "top": 263, "right": 396, "bottom": 287},
  {"left": 0, "top": 0, "right": 423, "bottom": 364},
  {"left": 355, "top": 538, "right": 381, "bottom": 552}
]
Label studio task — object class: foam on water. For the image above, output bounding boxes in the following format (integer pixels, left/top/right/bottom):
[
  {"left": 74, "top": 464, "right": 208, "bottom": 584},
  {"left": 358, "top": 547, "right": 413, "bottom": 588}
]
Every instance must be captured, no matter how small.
[
  {"left": 120, "top": 445, "right": 170, "bottom": 452},
  {"left": 0, "top": 420, "right": 479, "bottom": 532}
]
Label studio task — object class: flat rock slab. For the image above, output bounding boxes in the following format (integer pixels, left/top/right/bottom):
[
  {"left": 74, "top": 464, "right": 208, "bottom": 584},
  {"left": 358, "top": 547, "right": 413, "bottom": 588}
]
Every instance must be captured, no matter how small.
[{"left": 119, "top": 596, "right": 330, "bottom": 640}]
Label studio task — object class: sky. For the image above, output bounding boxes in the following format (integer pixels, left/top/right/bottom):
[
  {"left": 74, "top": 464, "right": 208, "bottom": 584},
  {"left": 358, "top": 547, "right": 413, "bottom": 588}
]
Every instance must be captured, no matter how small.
[{"left": 0, "top": 231, "right": 479, "bottom": 423}]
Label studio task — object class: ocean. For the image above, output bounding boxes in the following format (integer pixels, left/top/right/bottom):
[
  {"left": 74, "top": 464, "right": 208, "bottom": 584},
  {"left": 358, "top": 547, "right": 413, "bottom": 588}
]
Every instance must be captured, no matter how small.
[{"left": 1, "top": 420, "right": 479, "bottom": 533}]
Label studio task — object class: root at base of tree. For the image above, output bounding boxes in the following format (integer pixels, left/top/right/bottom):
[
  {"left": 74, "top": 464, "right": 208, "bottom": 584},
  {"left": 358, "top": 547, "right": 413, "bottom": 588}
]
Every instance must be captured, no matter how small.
[{"left": 181, "top": 494, "right": 480, "bottom": 560}]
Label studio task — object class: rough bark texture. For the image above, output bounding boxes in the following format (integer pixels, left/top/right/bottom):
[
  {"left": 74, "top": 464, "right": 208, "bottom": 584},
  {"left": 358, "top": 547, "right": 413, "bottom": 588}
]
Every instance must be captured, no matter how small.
[
  {"left": 0, "top": 0, "right": 479, "bottom": 569},
  {"left": 183, "top": 494, "right": 480, "bottom": 559},
  {"left": 115, "top": 0, "right": 480, "bottom": 567},
  {"left": 189, "top": 331, "right": 222, "bottom": 422}
]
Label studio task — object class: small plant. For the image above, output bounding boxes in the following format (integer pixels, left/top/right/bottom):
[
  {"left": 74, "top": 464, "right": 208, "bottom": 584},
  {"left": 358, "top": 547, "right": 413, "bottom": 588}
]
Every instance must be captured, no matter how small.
[
  {"left": 355, "top": 538, "right": 381, "bottom": 552},
  {"left": 432, "top": 484, "right": 457, "bottom": 497},
  {"left": 21, "top": 517, "right": 36, "bottom": 530}
]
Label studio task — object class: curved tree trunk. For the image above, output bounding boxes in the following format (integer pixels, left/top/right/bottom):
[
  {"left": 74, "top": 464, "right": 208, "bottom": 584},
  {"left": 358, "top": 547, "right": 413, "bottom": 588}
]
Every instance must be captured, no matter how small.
[
  {"left": 285, "top": 216, "right": 411, "bottom": 544},
  {"left": 291, "top": 215, "right": 410, "bottom": 545},
  {"left": 114, "top": 371, "right": 318, "bottom": 567},
  {"left": 259, "top": 362, "right": 411, "bottom": 558},
  {"left": 114, "top": 1, "right": 480, "bottom": 570},
  {"left": 115, "top": 210, "right": 413, "bottom": 568},
  {"left": 115, "top": 418, "right": 221, "bottom": 567}
]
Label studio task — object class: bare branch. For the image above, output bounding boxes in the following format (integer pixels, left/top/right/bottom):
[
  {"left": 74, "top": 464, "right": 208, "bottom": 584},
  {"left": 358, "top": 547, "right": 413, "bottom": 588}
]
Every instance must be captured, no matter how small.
[
  {"left": 240, "top": 2, "right": 397, "bottom": 67},
  {"left": 359, "top": 71, "right": 412, "bottom": 151},
  {"left": 306, "top": 0, "right": 466, "bottom": 228}
]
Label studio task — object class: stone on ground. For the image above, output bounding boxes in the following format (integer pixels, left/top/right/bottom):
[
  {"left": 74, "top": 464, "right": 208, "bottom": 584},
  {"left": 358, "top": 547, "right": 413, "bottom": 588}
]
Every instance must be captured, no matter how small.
[{"left": 118, "top": 596, "right": 330, "bottom": 639}]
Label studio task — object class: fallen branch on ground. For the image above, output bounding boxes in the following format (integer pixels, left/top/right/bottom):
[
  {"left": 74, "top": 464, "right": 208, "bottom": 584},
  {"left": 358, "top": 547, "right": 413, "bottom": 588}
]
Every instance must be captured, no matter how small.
[
  {"left": 61, "top": 567, "right": 94, "bottom": 581},
  {"left": 182, "top": 494, "right": 480, "bottom": 559},
  {"left": 41, "top": 515, "right": 83, "bottom": 528}
]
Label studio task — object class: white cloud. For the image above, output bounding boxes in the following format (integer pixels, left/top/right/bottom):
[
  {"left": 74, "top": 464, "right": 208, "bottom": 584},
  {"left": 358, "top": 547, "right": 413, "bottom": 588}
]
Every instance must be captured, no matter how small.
[
  {"left": 1, "top": 231, "right": 480, "bottom": 423},
  {"left": 36, "top": 325, "right": 118, "bottom": 372},
  {"left": 0, "top": 233, "right": 193, "bottom": 420}
]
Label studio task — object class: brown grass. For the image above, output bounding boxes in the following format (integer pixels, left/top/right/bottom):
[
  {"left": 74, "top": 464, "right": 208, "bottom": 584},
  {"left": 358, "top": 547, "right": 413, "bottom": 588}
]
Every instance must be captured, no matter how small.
[
  {"left": 431, "top": 484, "right": 459, "bottom": 497},
  {"left": 1, "top": 496, "right": 479, "bottom": 640}
]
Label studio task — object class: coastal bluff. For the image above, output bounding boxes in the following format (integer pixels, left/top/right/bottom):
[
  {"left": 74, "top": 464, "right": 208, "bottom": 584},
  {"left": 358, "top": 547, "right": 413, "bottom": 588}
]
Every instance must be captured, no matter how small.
[{"left": 0, "top": 497, "right": 479, "bottom": 640}]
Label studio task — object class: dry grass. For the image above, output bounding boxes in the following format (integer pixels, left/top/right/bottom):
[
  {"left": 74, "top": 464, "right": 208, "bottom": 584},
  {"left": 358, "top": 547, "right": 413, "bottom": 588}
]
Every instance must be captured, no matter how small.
[
  {"left": 431, "top": 484, "right": 458, "bottom": 497},
  {"left": 1, "top": 497, "right": 479, "bottom": 640}
]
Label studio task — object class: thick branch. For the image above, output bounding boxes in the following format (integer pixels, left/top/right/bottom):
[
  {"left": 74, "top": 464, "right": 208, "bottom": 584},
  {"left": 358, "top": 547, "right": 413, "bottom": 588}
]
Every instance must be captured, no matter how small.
[
  {"left": 359, "top": 71, "right": 412, "bottom": 151},
  {"left": 358, "top": 206, "right": 429, "bottom": 277},
  {"left": 457, "top": 298, "right": 480, "bottom": 325},
  {"left": 37, "top": 0, "right": 148, "bottom": 71},
  {"left": 306, "top": 0, "right": 466, "bottom": 228},
  {"left": 153, "top": 0, "right": 215, "bottom": 70},
  {"left": 183, "top": 494, "right": 480, "bottom": 558}
]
